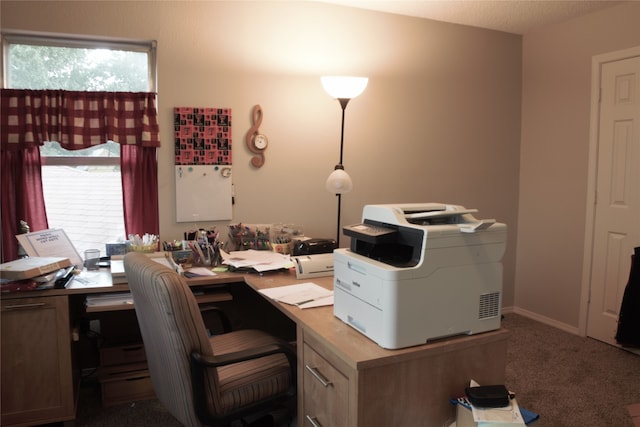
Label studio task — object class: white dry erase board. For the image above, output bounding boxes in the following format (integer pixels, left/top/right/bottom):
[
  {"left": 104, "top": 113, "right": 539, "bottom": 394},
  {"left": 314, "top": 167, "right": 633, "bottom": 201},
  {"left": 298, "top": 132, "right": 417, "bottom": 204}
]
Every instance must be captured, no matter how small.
[{"left": 175, "top": 165, "right": 232, "bottom": 222}]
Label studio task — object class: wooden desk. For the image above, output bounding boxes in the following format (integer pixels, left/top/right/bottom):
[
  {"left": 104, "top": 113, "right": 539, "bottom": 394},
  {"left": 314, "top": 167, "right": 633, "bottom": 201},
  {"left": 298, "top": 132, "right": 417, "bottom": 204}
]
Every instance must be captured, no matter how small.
[
  {"left": 0, "top": 269, "right": 244, "bottom": 427},
  {"left": 244, "top": 272, "right": 509, "bottom": 427},
  {"left": 1, "top": 268, "right": 508, "bottom": 427}
]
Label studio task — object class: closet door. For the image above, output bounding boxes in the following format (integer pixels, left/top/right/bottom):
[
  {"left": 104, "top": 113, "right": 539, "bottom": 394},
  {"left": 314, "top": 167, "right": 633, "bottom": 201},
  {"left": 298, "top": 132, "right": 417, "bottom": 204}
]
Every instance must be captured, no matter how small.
[{"left": 587, "top": 52, "right": 640, "bottom": 346}]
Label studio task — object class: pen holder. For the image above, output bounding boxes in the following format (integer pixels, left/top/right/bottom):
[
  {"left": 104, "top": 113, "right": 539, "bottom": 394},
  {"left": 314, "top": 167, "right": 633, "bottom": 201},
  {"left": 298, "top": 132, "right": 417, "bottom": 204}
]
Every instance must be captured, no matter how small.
[{"left": 270, "top": 223, "right": 302, "bottom": 255}]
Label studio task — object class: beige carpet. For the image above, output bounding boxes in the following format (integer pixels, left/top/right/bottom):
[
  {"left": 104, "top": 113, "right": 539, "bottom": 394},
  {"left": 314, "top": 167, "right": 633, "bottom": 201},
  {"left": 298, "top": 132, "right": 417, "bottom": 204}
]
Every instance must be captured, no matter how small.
[
  {"left": 69, "top": 313, "right": 639, "bottom": 426},
  {"left": 502, "top": 314, "right": 640, "bottom": 427}
]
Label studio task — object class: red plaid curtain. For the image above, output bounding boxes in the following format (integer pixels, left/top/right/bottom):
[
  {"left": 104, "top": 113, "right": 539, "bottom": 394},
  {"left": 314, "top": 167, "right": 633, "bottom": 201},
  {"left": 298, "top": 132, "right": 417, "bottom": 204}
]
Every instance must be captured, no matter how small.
[
  {"left": 1, "top": 89, "right": 160, "bottom": 262},
  {"left": 1, "top": 89, "right": 160, "bottom": 150}
]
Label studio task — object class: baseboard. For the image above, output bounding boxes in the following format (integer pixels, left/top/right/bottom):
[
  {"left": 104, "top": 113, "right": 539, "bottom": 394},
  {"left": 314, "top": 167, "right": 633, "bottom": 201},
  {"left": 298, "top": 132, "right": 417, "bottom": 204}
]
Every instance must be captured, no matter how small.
[
  {"left": 507, "top": 306, "right": 581, "bottom": 336},
  {"left": 501, "top": 305, "right": 515, "bottom": 314},
  {"left": 622, "top": 347, "right": 640, "bottom": 356}
]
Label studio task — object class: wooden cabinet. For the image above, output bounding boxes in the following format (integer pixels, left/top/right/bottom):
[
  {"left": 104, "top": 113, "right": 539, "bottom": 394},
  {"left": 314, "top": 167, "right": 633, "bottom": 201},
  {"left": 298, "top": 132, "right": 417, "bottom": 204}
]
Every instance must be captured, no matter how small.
[
  {"left": 302, "top": 342, "right": 349, "bottom": 426},
  {"left": 1, "top": 295, "right": 76, "bottom": 426},
  {"left": 299, "top": 323, "right": 509, "bottom": 427}
]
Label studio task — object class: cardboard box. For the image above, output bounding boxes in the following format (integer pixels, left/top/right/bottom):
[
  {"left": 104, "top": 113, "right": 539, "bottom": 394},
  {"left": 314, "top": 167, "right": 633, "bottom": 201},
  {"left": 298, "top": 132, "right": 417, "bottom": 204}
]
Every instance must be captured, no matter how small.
[{"left": 0, "top": 256, "right": 71, "bottom": 280}]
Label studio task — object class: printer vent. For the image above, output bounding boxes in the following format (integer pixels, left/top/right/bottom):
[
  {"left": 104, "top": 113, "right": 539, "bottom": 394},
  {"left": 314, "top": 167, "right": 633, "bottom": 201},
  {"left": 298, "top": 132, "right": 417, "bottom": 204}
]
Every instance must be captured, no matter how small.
[{"left": 478, "top": 292, "right": 500, "bottom": 319}]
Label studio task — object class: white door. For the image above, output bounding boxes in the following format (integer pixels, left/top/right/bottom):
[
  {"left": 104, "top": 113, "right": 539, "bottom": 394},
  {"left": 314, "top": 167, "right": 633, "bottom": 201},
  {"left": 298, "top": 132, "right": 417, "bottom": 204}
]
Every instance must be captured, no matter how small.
[{"left": 586, "top": 53, "right": 640, "bottom": 346}]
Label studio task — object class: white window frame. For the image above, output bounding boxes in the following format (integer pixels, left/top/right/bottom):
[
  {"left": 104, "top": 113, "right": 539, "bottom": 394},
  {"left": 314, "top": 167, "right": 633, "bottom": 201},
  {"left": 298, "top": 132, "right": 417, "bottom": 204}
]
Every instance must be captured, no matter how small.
[{"left": 2, "top": 31, "right": 157, "bottom": 91}]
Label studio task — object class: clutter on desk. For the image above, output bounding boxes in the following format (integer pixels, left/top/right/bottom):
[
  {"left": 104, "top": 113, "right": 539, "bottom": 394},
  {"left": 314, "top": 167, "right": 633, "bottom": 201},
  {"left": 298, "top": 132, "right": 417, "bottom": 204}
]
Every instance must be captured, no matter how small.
[
  {"left": 227, "top": 223, "right": 304, "bottom": 253},
  {"left": 271, "top": 223, "right": 304, "bottom": 255},
  {"left": 221, "top": 249, "right": 294, "bottom": 273},
  {"left": 163, "top": 227, "right": 223, "bottom": 268},
  {"left": 16, "top": 228, "right": 84, "bottom": 268},
  {"left": 227, "top": 223, "right": 273, "bottom": 251},
  {"left": 1, "top": 278, "right": 42, "bottom": 293},
  {"left": 110, "top": 258, "right": 127, "bottom": 284},
  {"left": 0, "top": 258, "right": 76, "bottom": 292},
  {"left": 128, "top": 233, "right": 159, "bottom": 253},
  {"left": 105, "top": 242, "right": 130, "bottom": 256},
  {"left": 111, "top": 251, "right": 183, "bottom": 278},
  {"left": 0, "top": 256, "right": 72, "bottom": 281}
]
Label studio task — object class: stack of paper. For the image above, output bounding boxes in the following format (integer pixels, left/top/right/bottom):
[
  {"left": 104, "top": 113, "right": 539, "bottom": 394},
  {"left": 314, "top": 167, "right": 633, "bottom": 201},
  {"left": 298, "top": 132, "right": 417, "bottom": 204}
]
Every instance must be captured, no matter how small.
[
  {"left": 110, "top": 259, "right": 127, "bottom": 284},
  {"left": 221, "top": 249, "right": 294, "bottom": 272},
  {"left": 0, "top": 257, "right": 72, "bottom": 280},
  {"left": 86, "top": 292, "right": 134, "bottom": 307},
  {"left": 258, "top": 282, "right": 333, "bottom": 309}
]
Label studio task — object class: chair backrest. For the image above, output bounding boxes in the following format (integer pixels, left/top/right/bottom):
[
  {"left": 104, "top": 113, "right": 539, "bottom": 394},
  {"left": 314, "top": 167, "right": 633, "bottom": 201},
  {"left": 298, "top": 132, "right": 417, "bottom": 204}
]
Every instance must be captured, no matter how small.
[{"left": 124, "top": 252, "right": 216, "bottom": 427}]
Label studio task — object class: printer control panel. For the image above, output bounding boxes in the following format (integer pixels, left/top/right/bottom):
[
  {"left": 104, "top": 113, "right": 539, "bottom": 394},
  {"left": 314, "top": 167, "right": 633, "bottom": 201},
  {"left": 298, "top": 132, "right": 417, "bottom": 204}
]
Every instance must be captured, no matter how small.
[{"left": 343, "top": 223, "right": 397, "bottom": 244}]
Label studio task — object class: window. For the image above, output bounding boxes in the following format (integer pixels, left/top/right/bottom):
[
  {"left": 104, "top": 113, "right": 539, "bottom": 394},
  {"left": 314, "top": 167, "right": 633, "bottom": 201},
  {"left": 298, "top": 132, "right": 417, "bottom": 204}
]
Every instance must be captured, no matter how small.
[
  {"left": 4, "top": 33, "right": 156, "bottom": 91},
  {"left": 4, "top": 33, "right": 156, "bottom": 255}
]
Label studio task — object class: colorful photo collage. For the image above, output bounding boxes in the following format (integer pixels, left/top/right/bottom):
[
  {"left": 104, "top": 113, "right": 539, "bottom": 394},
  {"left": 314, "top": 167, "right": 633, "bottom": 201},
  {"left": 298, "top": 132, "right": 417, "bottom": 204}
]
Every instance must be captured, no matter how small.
[{"left": 174, "top": 107, "right": 232, "bottom": 165}]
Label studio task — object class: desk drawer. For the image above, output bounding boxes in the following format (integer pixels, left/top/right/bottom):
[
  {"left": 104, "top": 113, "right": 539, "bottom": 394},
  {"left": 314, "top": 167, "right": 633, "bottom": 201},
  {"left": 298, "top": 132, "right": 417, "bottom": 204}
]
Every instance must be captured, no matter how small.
[
  {"left": 303, "top": 343, "right": 348, "bottom": 427},
  {"left": 100, "top": 344, "right": 147, "bottom": 366},
  {"left": 98, "top": 363, "right": 155, "bottom": 407}
]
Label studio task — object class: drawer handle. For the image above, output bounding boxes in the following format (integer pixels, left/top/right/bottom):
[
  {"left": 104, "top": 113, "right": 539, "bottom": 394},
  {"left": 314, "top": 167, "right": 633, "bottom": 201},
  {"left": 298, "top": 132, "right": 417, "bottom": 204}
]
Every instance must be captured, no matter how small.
[
  {"left": 305, "top": 364, "right": 332, "bottom": 387},
  {"left": 335, "top": 278, "right": 350, "bottom": 291},
  {"left": 347, "top": 261, "right": 366, "bottom": 275},
  {"left": 3, "top": 302, "right": 46, "bottom": 310},
  {"left": 125, "top": 376, "right": 149, "bottom": 382},
  {"left": 305, "top": 415, "right": 322, "bottom": 427}
]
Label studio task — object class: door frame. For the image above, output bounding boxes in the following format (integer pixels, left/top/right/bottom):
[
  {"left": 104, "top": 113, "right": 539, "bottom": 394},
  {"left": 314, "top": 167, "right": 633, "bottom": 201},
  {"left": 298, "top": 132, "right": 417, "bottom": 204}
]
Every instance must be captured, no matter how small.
[{"left": 579, "top": 45, "right": 640, "bottom": 337}]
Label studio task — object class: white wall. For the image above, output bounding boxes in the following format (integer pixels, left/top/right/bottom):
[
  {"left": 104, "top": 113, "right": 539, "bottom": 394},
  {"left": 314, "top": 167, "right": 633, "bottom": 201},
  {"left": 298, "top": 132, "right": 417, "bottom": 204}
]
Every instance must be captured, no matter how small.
[
  {"left": 2, "top": 1, "right": 522, "bottom": 306},
  {"left": 517, "top": 2, "right": 640, "bottom": 330}
]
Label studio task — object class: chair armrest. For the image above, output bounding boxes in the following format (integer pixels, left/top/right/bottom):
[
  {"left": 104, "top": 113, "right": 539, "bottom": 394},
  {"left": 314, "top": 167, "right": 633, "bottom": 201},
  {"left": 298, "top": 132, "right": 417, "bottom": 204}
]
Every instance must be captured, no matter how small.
[
  {"left": 191, "top": 340, "right": 296, "bottom": 369},
  {"left": 198, "top": 306, "right": 232, "bottom": 333}
]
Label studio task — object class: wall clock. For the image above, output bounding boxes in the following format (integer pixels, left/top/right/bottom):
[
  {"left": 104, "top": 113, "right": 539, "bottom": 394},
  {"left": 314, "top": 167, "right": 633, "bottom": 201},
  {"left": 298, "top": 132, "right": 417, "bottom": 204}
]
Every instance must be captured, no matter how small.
[{"left": 246, "top": 104, "right": 268, "bottom": 168}]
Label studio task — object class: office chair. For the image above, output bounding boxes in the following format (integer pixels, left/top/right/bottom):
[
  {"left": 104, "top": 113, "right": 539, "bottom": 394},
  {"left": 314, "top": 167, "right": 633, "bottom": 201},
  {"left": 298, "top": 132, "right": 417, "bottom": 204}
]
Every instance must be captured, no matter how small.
[{"left": 123, "top": 252, "right": 296, "bottom": 427}]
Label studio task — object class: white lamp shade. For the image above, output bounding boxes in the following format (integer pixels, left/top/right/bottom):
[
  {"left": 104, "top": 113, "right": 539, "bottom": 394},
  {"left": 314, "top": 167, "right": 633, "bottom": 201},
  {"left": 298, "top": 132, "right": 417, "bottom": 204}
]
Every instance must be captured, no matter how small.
[
  {"left": 321, "top": 76, "right": 368, "bottom": 99},
  {"left": 326, "top": 168, "right": 353, "bottom": 194}
]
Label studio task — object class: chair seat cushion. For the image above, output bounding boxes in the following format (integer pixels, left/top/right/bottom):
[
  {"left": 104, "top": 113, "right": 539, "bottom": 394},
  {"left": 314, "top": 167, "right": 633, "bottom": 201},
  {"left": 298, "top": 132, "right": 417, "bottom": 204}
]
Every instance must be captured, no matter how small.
[{"left": 210, "top": 329, "right": 292, "bottom": 414}]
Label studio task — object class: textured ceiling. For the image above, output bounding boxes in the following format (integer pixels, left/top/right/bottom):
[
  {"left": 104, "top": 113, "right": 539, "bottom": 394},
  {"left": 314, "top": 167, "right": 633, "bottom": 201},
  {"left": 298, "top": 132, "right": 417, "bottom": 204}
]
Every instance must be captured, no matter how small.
[{"left": 316, "top": 0, "right": 624, "bottom": 34}]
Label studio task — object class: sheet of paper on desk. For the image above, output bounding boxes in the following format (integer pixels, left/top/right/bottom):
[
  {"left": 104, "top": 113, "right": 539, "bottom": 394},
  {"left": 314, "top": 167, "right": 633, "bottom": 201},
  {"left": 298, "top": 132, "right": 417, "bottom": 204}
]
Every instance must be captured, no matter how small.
[
  {"left": 69, "top": 270, "right": 113, "bottom": 288},
  {"left": 186, "top": 267, "right": 216, "bottom": 276},
  {"left": 258, "top": 282, "right": 334, "bottom": 309},
  {"left": 221, "top": 249, "right": 294, "bottom": 272}
]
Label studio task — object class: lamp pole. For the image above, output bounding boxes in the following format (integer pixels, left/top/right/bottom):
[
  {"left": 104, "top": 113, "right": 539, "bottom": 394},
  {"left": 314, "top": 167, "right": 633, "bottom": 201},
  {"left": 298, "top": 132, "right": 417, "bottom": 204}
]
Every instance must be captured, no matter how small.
[
  {"left": 321, "top": 76, "right": 368, "bottom": 248},
  {"left": 335, "top": 98, "right": 351, "bottom": 246}
]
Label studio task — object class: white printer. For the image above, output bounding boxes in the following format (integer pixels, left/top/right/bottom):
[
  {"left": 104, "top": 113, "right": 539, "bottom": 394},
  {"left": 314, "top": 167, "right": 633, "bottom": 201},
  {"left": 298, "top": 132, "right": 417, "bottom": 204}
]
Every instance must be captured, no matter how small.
[{"left": 333, "top": 203, "right": 507, "bottom": 349}]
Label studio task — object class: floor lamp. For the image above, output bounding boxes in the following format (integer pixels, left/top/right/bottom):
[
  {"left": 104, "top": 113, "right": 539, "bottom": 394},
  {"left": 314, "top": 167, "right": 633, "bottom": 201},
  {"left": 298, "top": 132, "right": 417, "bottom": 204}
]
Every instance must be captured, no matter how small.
[{"left": 321, "top": 76, "right": 368, "bottom": 247}]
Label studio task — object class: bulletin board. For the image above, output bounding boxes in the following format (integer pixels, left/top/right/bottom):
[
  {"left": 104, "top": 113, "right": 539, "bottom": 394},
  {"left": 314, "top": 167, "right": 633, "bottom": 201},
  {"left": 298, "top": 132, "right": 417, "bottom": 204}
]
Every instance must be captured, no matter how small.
[{"left": 174, "top": 107, "right": 233, "bottom": 222}]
